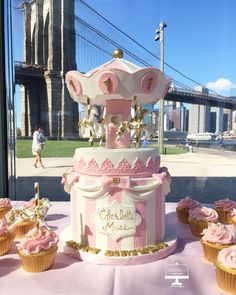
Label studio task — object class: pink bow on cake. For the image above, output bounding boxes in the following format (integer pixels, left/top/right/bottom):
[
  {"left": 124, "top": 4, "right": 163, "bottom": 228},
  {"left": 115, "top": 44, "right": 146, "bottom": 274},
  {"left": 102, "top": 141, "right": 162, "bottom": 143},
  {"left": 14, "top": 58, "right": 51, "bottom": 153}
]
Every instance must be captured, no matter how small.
[
  {"left": 152, "top": 166, "right": 171, "bottom": 183},
  {"left": 61, "top": 168, "right": 80, "bottom": 185},
  {"left": 100, "top": 176, "right": 131, "bottom": 189}
]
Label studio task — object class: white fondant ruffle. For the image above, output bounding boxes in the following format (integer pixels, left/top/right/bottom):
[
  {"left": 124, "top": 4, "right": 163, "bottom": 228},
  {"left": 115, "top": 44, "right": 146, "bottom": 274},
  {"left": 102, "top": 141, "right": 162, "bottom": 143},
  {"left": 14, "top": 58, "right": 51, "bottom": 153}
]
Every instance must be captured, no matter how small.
[{"left": 69, "top": 176, "right": 170, "bottom": 201}]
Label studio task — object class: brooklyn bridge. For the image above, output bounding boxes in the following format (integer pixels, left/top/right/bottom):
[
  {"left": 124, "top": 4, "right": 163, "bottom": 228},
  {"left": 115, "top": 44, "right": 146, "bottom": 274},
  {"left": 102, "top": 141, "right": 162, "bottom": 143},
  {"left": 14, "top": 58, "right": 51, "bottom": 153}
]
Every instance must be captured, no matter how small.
[{"left": 15, "top": 0, "right": 236, "bottom": 138}]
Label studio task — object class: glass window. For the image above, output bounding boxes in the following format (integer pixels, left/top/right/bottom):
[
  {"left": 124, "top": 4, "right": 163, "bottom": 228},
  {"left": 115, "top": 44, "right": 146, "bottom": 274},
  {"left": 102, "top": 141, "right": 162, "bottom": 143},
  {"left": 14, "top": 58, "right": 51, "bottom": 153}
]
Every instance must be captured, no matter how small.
[
  {"left": 1, "top": 0, "right": 16, "bottom": 198},
  {"left": 0, "top": 1, "right": 7, "bottom": 196},
  {"left": 2, "top": 0, "right": 235, "bottom": 202}
]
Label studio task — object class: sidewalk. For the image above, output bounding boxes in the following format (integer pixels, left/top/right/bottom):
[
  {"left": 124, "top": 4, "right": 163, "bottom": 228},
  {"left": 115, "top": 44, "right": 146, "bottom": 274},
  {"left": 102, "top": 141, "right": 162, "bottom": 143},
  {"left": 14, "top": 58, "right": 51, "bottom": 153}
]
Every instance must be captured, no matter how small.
[
  {"left": 17, "top": 157, "right": 73, "bottom": 177},
  {"left": 16, "top": 147, "right": 236, "bottom": 177},
  {"left": 15, "top": 148, "right": 236, "bottom": 202},
  {"left": 161, "top": 148, "right": 236, "bottom": 177}
]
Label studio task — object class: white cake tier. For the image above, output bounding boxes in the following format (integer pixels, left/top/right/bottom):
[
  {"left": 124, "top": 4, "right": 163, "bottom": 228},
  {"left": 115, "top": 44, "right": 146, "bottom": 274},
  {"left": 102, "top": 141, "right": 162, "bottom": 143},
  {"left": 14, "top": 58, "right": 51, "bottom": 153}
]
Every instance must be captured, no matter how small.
[
  {"left": 73, "top": 147, "right": 160, "bottom": 177},
  {"left": 61, "top": 169, "right": 171, "bottom": 252}
]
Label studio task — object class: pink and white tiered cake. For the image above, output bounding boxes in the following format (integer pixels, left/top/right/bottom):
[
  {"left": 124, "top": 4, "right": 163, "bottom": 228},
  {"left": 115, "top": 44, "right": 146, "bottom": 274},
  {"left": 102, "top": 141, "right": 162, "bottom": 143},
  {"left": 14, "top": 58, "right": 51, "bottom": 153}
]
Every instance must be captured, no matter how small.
[{"left": 61, "top": 49, "right": 177, "bottom": 265}]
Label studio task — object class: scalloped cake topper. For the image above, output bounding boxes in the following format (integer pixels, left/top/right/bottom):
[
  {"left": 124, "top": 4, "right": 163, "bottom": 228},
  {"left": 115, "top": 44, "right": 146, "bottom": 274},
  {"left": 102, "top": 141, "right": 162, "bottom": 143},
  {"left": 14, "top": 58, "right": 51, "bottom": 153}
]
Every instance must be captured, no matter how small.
[{"left": 65, "top": 49, "right": 171, "bottom": 106}]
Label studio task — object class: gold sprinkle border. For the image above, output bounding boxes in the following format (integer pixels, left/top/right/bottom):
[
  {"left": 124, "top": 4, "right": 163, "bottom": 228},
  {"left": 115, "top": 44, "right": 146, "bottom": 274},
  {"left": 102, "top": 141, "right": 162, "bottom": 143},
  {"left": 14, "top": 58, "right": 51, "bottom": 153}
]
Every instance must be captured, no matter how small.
[{"left": 66, "top": 240, "right": 168, "bottom": 256}]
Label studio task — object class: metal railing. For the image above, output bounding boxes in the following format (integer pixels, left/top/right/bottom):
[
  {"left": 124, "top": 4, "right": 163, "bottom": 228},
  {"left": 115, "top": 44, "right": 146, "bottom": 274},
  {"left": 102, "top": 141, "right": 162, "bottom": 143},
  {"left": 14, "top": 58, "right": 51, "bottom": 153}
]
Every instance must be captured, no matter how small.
[
  {"left": 168, "top": 87, "right": 236, "bottom": 104},
  {"left": 167, "top": 87, "right": 236, "bottom": 109}
]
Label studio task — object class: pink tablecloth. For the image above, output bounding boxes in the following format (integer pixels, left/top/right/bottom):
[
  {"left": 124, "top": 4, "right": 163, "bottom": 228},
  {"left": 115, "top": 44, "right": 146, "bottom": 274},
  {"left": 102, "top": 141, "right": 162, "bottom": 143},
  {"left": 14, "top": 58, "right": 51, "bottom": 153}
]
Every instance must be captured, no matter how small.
[{"left": 0, "top": 202, "right": 225, "bottom": 295}]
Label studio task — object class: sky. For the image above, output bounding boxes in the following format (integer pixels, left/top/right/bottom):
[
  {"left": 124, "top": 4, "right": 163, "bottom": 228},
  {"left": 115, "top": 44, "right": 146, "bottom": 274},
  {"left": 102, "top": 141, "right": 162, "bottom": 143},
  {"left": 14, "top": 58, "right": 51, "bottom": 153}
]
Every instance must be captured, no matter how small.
[
  {"left": 80, "top": 0, "right": 236, "bottom": 95},
  {"left": 13, "top": 0, "right": 236, "bottom": 127}
]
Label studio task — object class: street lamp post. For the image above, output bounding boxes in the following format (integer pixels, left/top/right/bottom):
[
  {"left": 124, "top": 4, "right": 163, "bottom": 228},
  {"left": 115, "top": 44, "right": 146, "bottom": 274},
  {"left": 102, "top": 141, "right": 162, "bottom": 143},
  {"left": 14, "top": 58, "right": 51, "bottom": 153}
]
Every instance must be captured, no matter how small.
[{"left": 155, "top": 22, "right": 167, "bottom": 154}]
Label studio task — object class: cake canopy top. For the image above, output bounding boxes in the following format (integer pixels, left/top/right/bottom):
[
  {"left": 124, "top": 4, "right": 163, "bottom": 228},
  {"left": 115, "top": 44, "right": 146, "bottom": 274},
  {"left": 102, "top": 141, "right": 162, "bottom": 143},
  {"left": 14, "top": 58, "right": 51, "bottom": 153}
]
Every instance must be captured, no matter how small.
[{"left": 66, "top": 49, "right": 171, "bottom": 106}]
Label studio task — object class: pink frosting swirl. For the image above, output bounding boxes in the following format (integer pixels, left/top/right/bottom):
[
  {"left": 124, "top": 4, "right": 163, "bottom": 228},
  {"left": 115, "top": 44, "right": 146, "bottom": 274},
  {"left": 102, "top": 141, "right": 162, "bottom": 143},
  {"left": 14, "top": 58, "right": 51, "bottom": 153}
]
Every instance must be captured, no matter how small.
[
  {"left": 214, "top": 198, "right": 236, "bottom": 211},
  {"left": 0, "top": 198, "right": 11, "bottom": 209},
  {"left": 18, "top": 226, "right": 59, "bottom": 255},
  {"left": 218, "top": 246, "right": 236, "bottom": 269},
  {"left": 177, "top": 196, "right": 200, "bottom": 210},
  {"left": 202, "top": 223, "right": 236, "bottom": 244},
  {"left": 189, "top": 206, "right": 218, "bottom": 222},
  {"left": 0, "top": 218, "right": 11, "bottom": 235},
  {"left": 23, "top": 198, "right": 36, "bottom": 210}
]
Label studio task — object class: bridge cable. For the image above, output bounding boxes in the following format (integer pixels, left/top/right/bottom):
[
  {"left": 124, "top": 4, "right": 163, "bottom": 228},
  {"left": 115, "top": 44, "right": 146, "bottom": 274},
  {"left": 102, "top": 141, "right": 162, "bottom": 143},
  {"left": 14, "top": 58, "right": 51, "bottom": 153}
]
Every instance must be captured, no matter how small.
[
  {"left": 76, "top": 33, "right": 113, "bottom": 58},
  {"left": 76, "top": 31, "right": 192, "bottom": 90},
  {"left": 78, "top": 0, "right": 223, "bottom": 96},
  {"left": 75, "top": 16, "right": 193, "bottom": 91}
]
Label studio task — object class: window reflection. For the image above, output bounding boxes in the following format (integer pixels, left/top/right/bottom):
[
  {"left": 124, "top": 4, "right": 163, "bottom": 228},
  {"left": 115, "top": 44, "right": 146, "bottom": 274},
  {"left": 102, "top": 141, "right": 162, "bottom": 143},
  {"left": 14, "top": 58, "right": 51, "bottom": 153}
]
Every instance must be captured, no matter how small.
[{"left": 8, "top": 0, "right": 236, "bottom": 201}]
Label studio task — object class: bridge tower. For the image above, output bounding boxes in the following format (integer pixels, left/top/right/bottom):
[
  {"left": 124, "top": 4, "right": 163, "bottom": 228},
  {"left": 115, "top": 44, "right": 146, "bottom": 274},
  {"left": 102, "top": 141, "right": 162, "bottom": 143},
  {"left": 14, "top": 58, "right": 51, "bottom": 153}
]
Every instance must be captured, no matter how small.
[
  {"left": 188, "top": 87, "right": 211, "bottom": 133},
  {"left": 20, "top": 0, "right": 78, "bottom": 138}
]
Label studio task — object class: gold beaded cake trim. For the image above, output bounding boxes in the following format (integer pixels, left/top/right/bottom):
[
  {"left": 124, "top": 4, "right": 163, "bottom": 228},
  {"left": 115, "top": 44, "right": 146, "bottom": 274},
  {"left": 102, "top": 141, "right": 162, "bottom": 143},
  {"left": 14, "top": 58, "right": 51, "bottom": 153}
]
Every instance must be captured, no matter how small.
[
  {"left": 104, "top": 243, "right": 168, "bottom": 256},
  {"left": 66, "top": 240, "right": 101, "bottom": 254},
  {"left": 66, "top": 240, "right": 168, "bottom": 256}
]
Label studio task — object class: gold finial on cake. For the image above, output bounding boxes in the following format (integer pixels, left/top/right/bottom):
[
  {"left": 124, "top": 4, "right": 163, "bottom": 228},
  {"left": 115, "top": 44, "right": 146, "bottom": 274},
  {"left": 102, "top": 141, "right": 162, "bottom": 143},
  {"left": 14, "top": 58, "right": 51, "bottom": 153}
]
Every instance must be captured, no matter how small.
[{"left": 113, "top": 48, "right": 123, "bottom": 58}]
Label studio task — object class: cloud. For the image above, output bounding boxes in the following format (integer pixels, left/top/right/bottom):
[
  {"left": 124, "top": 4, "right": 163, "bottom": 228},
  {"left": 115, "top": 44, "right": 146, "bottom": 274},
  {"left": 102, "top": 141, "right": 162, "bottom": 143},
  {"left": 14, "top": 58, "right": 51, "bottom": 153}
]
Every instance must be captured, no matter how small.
[{"left": 206, "top": 78, "right": 236, "bottom": 93}]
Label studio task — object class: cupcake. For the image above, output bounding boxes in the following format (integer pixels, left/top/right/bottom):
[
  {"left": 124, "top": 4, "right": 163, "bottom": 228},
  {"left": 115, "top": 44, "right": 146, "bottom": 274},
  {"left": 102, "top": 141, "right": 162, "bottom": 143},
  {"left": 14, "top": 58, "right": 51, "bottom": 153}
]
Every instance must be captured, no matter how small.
[
  {"left": 0, "top": 219, "right": 15, "bottom": 256},
  {"left": 5, "top": 208, "right": 36, "bottom": 239},
  {"left": 188, "top": 207, "right": 218, "bottom": 238},
  {"left": 200, "top": 223, "right": 236, "bottom": 263},
  {"left": 23, "top": 198, "right": 37, "bottom": 210},
  {"left": 214, "top": 198, "right": 236, "bottom": 224},
  {"left": 0, "top": 198, "right": 12, "bottom": 219},
  {"left": 232, "top": 210, "right": 236, "bottom": 230},
  {"left": 215, "top": 245, "right": 236, "bottom": 294},
  {"left": 18, "top": 226, "right": 59, "bottom": 272},
  {"left": 176, "top": 196, "right": 200, "bottom": 224}
]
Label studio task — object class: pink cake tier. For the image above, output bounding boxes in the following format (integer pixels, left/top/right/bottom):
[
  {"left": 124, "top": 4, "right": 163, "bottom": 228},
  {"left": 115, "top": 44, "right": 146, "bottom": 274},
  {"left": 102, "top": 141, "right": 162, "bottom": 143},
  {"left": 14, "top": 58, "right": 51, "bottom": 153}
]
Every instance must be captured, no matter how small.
[{"left": 61, "top": 147, "right": 176, "bottom": 265}]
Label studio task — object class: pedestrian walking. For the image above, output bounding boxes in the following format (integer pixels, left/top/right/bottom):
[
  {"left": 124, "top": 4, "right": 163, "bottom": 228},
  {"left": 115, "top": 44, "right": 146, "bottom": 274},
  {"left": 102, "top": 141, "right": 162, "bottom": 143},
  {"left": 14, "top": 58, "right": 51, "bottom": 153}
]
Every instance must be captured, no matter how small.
[{"left": 32, "top": 125, "right": 46, "bottom": 168}]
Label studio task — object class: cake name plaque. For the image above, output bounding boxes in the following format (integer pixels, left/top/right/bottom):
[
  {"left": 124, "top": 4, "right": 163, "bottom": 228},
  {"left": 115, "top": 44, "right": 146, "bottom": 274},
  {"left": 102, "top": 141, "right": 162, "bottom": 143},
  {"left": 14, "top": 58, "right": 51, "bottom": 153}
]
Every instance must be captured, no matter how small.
[{"left": 92, "top": 202, "right": 141, "bottom": 240}]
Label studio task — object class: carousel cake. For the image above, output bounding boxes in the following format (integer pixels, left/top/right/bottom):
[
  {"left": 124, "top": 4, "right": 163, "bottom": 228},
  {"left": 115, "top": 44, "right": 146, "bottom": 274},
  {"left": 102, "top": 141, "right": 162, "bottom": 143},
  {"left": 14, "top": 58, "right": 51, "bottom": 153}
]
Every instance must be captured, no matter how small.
[{"left": 61, "top": 49, "right": 177, "bottom": 265}]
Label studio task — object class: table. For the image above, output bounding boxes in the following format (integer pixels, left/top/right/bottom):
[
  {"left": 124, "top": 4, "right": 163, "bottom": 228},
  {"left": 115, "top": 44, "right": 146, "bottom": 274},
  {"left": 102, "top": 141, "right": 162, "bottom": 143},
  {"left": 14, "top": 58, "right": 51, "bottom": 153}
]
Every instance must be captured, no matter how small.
[{"left": 0, "top": 202, "right": 226, "bottom": 295}]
